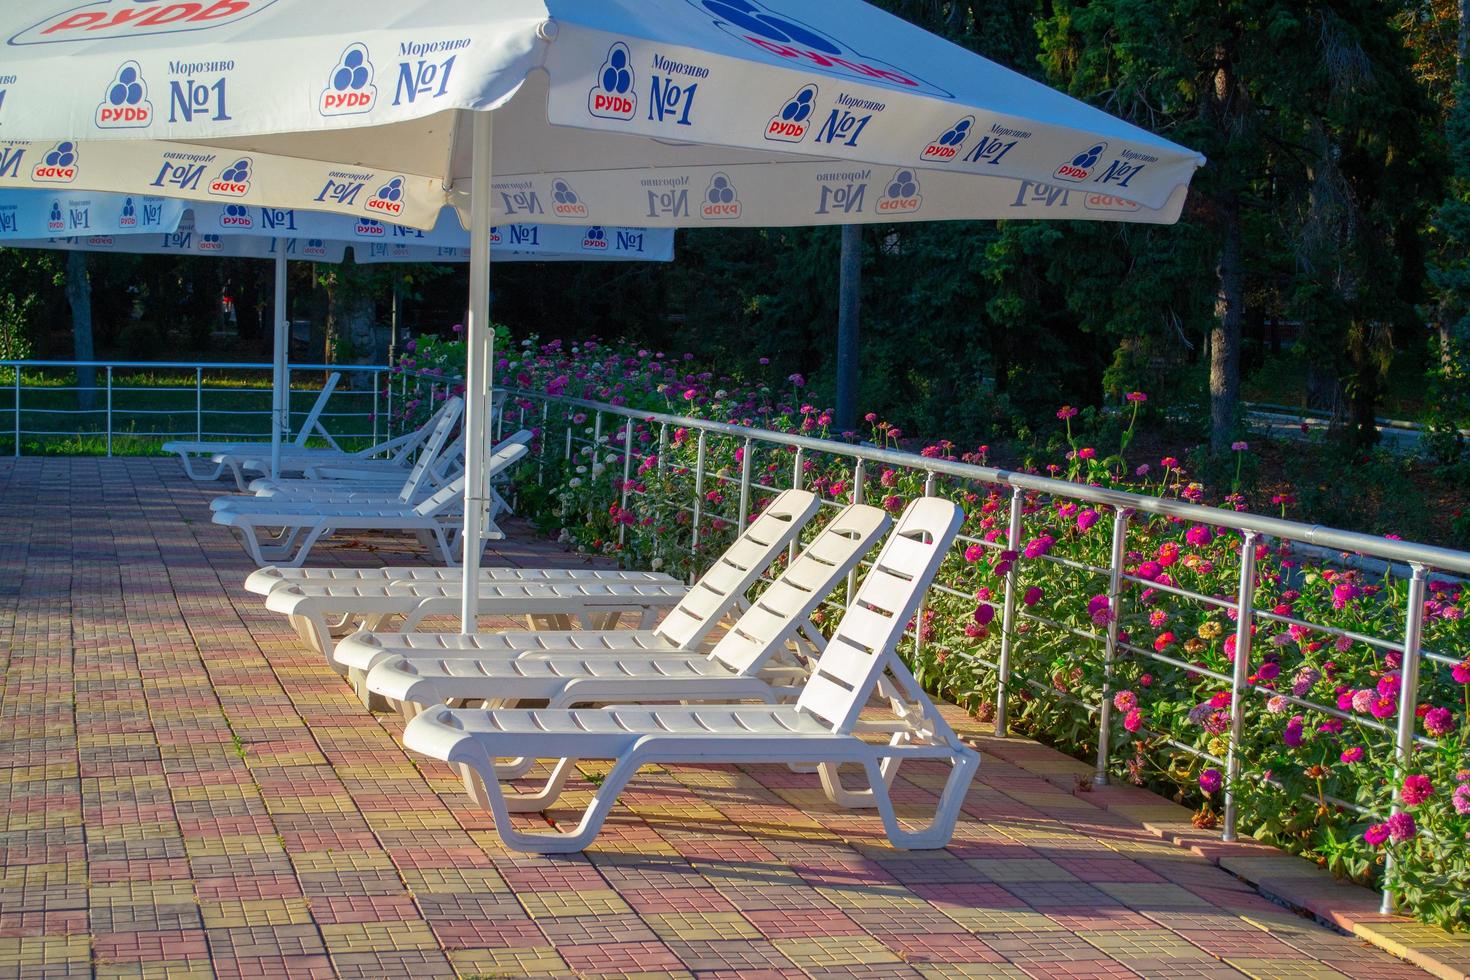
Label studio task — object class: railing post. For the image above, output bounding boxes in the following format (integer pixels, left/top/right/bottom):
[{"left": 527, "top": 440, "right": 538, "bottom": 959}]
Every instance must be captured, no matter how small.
[
  {"left": 1222, "top": 531, "right": 1260, "bottom": 842},
  {"left": 105, "top": 365, "right": 113, "bottom": 457},
  {"left": 994, "top": 486, "right": 1025, "bottom": 737},
  {"left": 1093, "top": 507, "right": 1131, "bottom": 786},
  {"left": 913, "top": 471, "right": 937, "bottom": 664},
  {"left": 846, "top": 459, "right": 866, "bottom": 604},
  {"left": 618, "top": 418, "right": 634, "bottom": 546},
  {"left": 371, "top": 378, "right": 380, "bottom": 447},
  {"left": 789, "top": 447, "right": 804, "bottom": 564},
  {"left": 564, "top": 409, "right": 573, "bottom": 460},
  {"left": 194, "top": 367, "right": 203, "bottom": 442},
  {"left": 385, "top": 372, "right": 394, "bottom": 439},
  {"left": 657, "top": 423, "right": 669, "bottom": 479},
  {"left": 13, "top": 365, "right": 20, "bottom": 457},
  {"left": 690, "top": 430, "right": 708, "bottom": 566},
  {"left": 538, "top": 402, "right": 549, "bottom": 485},
  {"left": 737, "top": 437, "right": 753, "bottom": 530},
  {"left": 1381, "top": 563, "right": 1429, "bottom": 913}
]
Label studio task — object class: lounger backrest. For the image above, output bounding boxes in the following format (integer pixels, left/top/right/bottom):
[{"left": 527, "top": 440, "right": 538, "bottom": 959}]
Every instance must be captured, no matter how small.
[
  {"left": 411, "top": 439, "right": 530, "bottom": 518},
  {"left": 710, "top": 504, "right": 890, "bottom": 676},
  {"left": 397, "top": 397, "right": 464, "bottom": 503},
  {"left": 292, "top": 372, "right": 341, "bottom": 447},
  {"left": 385, "top": 397, "right": 458, "bottom": 464},
  {"left": 795, "top": 496, "right": 963, "bottom": 734},
  {"left": 653, "top": 488, "right": 820, "bottom": 650}
]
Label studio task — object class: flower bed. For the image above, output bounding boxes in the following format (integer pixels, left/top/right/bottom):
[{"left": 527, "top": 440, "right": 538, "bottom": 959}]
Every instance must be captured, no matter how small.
[{"left": 391, "top": 332, "right": 1470, "bottom": 931}]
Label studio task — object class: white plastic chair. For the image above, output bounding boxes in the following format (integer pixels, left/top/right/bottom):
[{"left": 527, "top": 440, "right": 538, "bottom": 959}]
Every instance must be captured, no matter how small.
[{"left": 401, "top": 496, "right": 978, "bottom": 853}]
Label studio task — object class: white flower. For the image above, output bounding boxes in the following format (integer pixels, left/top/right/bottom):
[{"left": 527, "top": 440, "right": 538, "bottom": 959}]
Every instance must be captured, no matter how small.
[
  {"left": 568, "top": 478, "right": 583, "bottom": 488},
  {"left": 650, "top": 557, "right": 664, "bottom": 571},
  {"left": 605, "top": 454, "right": 618, "bottom": 464},
  {"left": 576, "top": 465, "right": 587, "bottom": 474},
  {"left": 591, "top": 465, "right": 605, "bottom": 478}
]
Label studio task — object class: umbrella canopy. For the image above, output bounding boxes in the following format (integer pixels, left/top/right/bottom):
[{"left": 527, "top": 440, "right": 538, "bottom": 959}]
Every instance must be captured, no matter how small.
[
  {"left": 0, "top": 0, "right": 1202, "bottom": 228},
  {"left": 0, "top": 0, "right": 1204, "bottom": 631},
  {"left": 0, "top": 189, "right": 184, "bottom": 239}
]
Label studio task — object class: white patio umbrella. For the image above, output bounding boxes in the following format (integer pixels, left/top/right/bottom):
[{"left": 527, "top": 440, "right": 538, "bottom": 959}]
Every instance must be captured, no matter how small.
[
  {"left": 4, "top": 193, "right": 674, "bottom": 478},
  {"left": 0, "top": 189, "right": 185, "bottom": 239},
  {"left": 0, "top": 0, "right": 1204, "bottom": 630}
]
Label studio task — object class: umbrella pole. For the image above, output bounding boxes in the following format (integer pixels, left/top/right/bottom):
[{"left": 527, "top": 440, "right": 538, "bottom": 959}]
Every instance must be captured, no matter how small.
[
  {"left": 460, "top": 111, "right": 495, "bottom": 633},
  {"left": 270, "top": 240, "right": 288, "bottom": 481}
]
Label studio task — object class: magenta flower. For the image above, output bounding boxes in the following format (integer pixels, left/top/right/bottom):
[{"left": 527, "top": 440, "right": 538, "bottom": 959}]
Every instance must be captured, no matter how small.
[
  {"left": 1363, "top": 823, "right": 1391, "bottom": 846},
  {"left": 1283, "top": 716, "right": 1305, "bottom": 748},
  {"left": 1113, "top": 690, "right": 1139, "bottom": 713},
  {"left": 1198, "top": 768, "right": 1222, "bottom": 794},
  {"left": 1401, "top": 775, "right": 1434, "bottom": 806},
  {"left": 1453, "top": 785, "right": 1470, "bottom": 816},
  {"left": 1257, "top": 662, "right": 1280, "bottom": 681},
  {"left": 1231, "top": 441, "right": 1249, "bottom": 452},
  {"left": 1340, "top": 746, "right": 1364, "bottom": 764},
  {"left": 1057, "top": 405, "right": 1079, "bottom": 420},
  {"left": 964, "top": 544, "right": 983, "bottom": 563},
  {"left": 1126, "top": 391, "right": 1148, "bottom": 403},
  {"left": 1077, "top": 447, "right": 1096, "bottom": 460},
  {"left": 1185, "top": 525, "right": 1214, "bottom": 547},
  {"left": 973, "top": 604, "right": 995, "bottom": 627},
  {"left": 1387, "top": 812, "right": 1416, "bottom": 842},
  {"left": 1453, "top": 661, "right": 1470, "bottom": 684},
  {"left": 1369, "top": 697, "right": 1397, "bottom": 720},
  {"left": 1425, "top": 707, "right": 1455, "bottom": 737},
  {"left": 451, "top": 322, "right": 464, "bottom": 334},
  {"left": 1135, "top": 464, "right": 1151, "bottom": 477},
  {"left": 1123, "top": 709, "right": 1143, "bottom": 733},
  {"left": 1023, "top": 587, "right": 1043, "bottom": 606},
  {"left": 1077, "top": 509, "right": 1101, "bottom": 533}
]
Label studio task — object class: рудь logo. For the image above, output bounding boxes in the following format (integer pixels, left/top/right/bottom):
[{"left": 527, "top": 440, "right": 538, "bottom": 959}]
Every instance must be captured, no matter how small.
[
  {"left": 209, "top": 158, "right": 252, "bottom": 197},
  {"left": 1055, "top": 143, "right": 1107, "bottom": 183},
  {"left": 588, "top": 42, "right": 636, "bottom": 121},
  {"left": 96, "top": 62, "right": 152, "bottom": 128},
  {"left": 877, "top": 169, "right": 921, "bottom": 214},
  {"left": 552, "top": 178, "right": 588, "bottom": 218},
  {"left": 321, "top": 43, "right": 377, "bottom": 116},
  {"left": 365, "top": 176, "right": 405, "bottom": 216},
  {"left": 766, "top": 85, "right": 816, "bottom": 143},
  {"left": 921, "top": 117, "right": 972, "bottom": 162},
  {"left": 701, "top": 172, "right": 741, "bottom": 219},
  {"left": 33, "top": 141, "right": 78, "bottom": 183},
  {"left": 219, "top": 204, "right": 254, "bottom": 228},
  {"left": 582, "top": 226, "right": 607, "bottom": 250}
]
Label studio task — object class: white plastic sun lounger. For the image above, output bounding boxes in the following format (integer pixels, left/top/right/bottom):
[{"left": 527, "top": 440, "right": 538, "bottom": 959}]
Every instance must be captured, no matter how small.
[
  {"left": 164, "top": 373, "right": 343, "bottom": 481},
  {"left": 244, "top": 564, "right": 680, "bottom": 598},
  {"left": 214, "top": 440, "right": 528, "bottom": 567},
  {"left": 362, "top": 503, "right": 891, "bottom": 720},
  {"left": 212, "top": 400, "right": 465, "bottom": 512},
  {"left": 214, "top": 394, "right": 468, "bottom": 492},
  {"left": 401, "top": 496, "right": 977, "bottom": 853},
  {"left": 330, "top": 488, "right": 821, "bottom": 683}
]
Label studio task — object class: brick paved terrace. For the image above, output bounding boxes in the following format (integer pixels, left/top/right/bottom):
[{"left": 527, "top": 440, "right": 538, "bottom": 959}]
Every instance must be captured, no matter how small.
[{"left": 0, "top": 457, "right": 1459, "bottom": 979}]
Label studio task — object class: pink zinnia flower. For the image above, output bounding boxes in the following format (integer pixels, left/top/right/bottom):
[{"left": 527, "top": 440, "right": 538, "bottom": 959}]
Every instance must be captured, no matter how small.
[
  {"left": 1425, "top": 707, "right": 1455, "bottom": 737},
  {"left": 1123, "top": 709, "right": 1143, "bottom": 733},
  {"left": 1453, "top": 785, "right": 1470, "bottom": 816},
  {"left": 973, "top": 604, "right": 995, "bottom": 626},
  {"left": 1370, "top": 697, "right": 1397, "bottom": 720},
  {"left": 1351, "top": 690, "right": 1374, "bottom": 714},
  {"left": 1076, "top": 509, "right": 1101, "bottom": 533},
  {"left": 1023, "top": 587, "right": 1043, "bottom": 606},
  {"left": 964, "top": 545, "right": 984, "bottom": 563},
  {"left": 1387, "top": 812, "right": 1416, "bottom": 842},
  {"left": 1401, "top": 775, "right": 1434, "bottom": 806},
  {"left": 1126, "top": 391, "right": 1148, "bottom": 403},
  {"left": 1340, "top": 747, "right": 1364, "bottom": 764},
  {"left": 1231, "top": 441, "right": 1249, "bottom": 452},
  {"left": 1113, "top": 690, "right": 1138, "bottom": 713},
  {"left": 1453, "top": 661, "right": 1470, "bottom": 684},
  {"left": 1257, "top": 662, "right": 1280, "bottom": 681},
  {"left": 1363, "top": 823, "right": 1390, "bottom": 846},
  {"left": 1198, "top": 768, "right": 1222, "bottom": 794},
  {"left": 1057, "top": 405, "right": 1078, "bottom": 420},
  {"left": 1283, "top": 716, "right": 1305, "bottom": 747},
  {"left": 1185, "top": 525, "right": 1213, "bottom": 547}
]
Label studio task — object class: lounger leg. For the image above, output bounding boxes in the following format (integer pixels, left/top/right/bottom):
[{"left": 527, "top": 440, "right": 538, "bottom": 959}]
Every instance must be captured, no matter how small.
[
  {"left": 272, "top": 527, "right": 328, "bottom": 568},
  {"left": 861, "top": 743, "right": 980, "bottom": 850},
  {"left": 226, "top": 458, "right": 252, "bottom": 492},
  {"left": 177, "top": 453, "right": 226, "bottom": 482},
  {"left": 459, "top": 745, "right": 646, "bottom": 853}
]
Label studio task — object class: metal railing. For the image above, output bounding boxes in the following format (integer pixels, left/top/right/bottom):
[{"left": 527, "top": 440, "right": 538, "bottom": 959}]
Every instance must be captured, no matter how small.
[
  {"left": 0, "top": 359, "right": 393, "bottom": 455},
  {"left": 440, "top": 383, "right": 1466, "bottom": 915}
]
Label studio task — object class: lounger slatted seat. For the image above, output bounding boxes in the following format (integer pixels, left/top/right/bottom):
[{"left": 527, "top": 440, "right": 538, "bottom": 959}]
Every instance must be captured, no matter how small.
[{"left": 401, "top": 496, "right": 978, "bottom": 853}]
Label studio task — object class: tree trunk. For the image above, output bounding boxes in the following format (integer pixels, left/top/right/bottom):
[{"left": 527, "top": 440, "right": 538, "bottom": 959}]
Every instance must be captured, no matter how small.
[
  {"left": 1210, "top": 202, "right": 1244, "bottom": 453},
  {"left": 325, "top": 281, "right": 376, "bottom": 386},
  {"left": 1347, "top": 320, "right": 1383, "bottom": 450},
  {"left": 65, "top": 251, "right": 95, "bottom": 411},
  {"left": 835, "top": 224, "right": 862, "bottom": 433}
]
